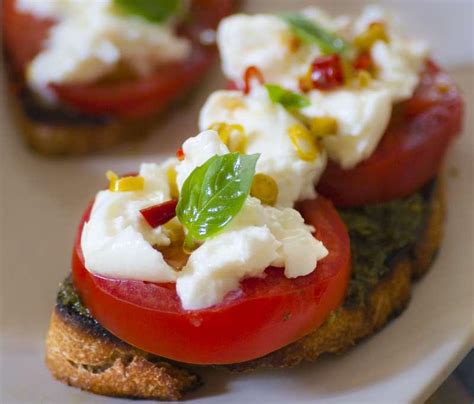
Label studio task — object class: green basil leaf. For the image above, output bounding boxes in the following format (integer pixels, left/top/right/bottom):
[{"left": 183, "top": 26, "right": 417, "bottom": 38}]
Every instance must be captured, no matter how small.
[
  {"left": 265, "top": 84, "right": 310, "bottom": 109},
  {"left": 177, "top": 153, "right": 260, "bottom": 240},
  {"left": 113, "top": 0, "right": 182, "bottom": 23},
  {"left": 282, "top": 13, "right": 350, "bottom": 55}
]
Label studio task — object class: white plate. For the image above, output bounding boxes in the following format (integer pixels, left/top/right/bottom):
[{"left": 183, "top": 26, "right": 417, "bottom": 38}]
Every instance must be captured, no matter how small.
[{"left": 1, "top": 1, "right": 473, "bottom": 403}]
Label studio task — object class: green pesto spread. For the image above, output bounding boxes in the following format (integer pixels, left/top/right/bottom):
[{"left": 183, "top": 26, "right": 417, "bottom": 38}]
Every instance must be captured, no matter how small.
[
  {"left": 57, "top": 191, "right": 429, "bottom": 315},
  {"left": 339, "top": 192, "right": 428, "bottom": 308},
  {"left": 57, "top": 276, "right": 92, "bottom": 319}
]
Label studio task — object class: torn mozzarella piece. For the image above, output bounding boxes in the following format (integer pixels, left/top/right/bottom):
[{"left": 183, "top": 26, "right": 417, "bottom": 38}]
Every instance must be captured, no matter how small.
[
  {"left": 81, "top": 162, "right": 178, "bottom": 283},
  {"left": 354, "top": 5, "right": 429, "bottom": 102},
  {"left": 199, "top": 88, "right": 327, "bottom": 207},
  {"left": 301, "top": 87, "right": 392, "bottom": 169},
  {"left": 176, "top": 197, "right": 327, "bottom": 310}
]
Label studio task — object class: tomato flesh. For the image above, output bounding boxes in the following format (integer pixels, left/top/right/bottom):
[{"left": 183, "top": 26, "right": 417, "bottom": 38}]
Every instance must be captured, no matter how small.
[
  {"left": 2, "top": 0, "right": 234, "bottom": 118},
  {"left": 317, "top": 61, "right": 464, "bottom": 206},
  {"left": 72, "top": 196, "right": 350, "bottom": 365}
]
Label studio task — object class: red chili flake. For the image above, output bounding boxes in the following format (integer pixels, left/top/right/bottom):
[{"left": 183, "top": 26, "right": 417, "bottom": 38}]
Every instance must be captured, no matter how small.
[
  {"left": 353, "top": 52, "right": 374, "bottom": 71},
  {"left": 176, "top": 147, "right": 185, "bottom": 161},
  {"left": 243, "top": 65, "right": 265, "bottom": 94},
  {"left": 309, "top": 54, "right": 344, "bottom": 91},
  {"left": 140, "top": 200, "right": 178, "bottom": 228}
]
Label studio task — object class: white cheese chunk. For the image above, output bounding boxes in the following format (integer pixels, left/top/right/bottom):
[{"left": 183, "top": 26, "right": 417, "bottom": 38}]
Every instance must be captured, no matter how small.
[
  {"left": 371, "top": 39, "right": 429, "bottom": 103},
  {"left": 81, "top": 162, "right": 178, "bottom": 283},
  {"left": 217, "top": 13, "right": 321, "bottom": 92},
  {"left": 177, "top": 197, "right": 328, "bottom": 310},
  {"left": 301, "top": 87, "right": 392, "bottom": 169},
  {"left": 176, "top": 130, "right": 230, "bottom": 191},
  {"left": 199, "top": 88, "right": 327, "bottom": 207},
  {"left": 354, "top": 5, "right": 429, "bottom": 102},
  {"left": 18, "top": 0, "right": 191, "bottom": 100},
  {"left": 217, "top": 9, "right": 348, "bottom": 92},
  {"left": 176, "top": 226, "right": 280, "bottom": 310}
]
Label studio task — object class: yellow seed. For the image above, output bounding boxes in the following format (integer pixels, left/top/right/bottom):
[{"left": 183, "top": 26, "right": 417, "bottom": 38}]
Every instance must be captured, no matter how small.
[
  {"left": 228, "top": 130, "right": 247, "bottom": 153},
  {"left": 209, "top": 122, "right": 229, "bottom": 143},
  {"left": 250, "top": 174, "right": 279, "bottom": 206},
  {"left": 167, "top": 166, "right": 179, "bottom": 199},
  {"left": 106, "top": 170, "right": 145, "bottom": 192},
  {"left": 354, "top": 22, "right": 389, "bottom": 51},
  {"left": 342, "top": 58, "right": 354, "bottom": 83},
  {"left": 288, "top": 124, "right": 319, "bottom": 162},
  {"left": 310, "top": 116, "right": 338, "bottom": 138},
  {"left": 209, "top": 122, "right": 247, "bottom": 153},
  {"left": 299, "top": 67, "right": 314, "bottom": 93},
  {"left": 163, "top": 220, "right": 185, "bottom": 244},
  {"left": 353, "top": 70, "right": 372, "bottom": 88}
]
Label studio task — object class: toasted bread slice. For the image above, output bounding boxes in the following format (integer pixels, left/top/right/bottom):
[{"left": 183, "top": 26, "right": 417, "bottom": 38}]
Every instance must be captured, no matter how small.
[
  {"left": 5, "top": 75, "right": 162, "bottom": 156},
  {"left": 45, "top": 180, "right": 444, "bottom": 399},
  {"left": 45, "top": 305, "right": 202, "bottom": 400}
]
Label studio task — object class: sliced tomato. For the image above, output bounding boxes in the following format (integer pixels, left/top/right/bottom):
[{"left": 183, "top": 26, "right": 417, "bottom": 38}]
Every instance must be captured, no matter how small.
[
  {"left": 2, "top": 0, "right": 235, "bottom": 118},
  {"left": 72, "top": 196, "right": 350, "bottom": 365},
  {"left": 2, "top": 0, "right": 54, "bottom": 73},
  {"left": 317, "top": 61, "right": 464, "bottom": 207}
]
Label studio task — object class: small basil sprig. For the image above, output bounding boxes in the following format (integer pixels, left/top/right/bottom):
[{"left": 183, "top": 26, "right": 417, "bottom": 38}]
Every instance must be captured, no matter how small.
[
  {"left": 113, "top": 0, "right": 182, "bottom": 23},
  {"left": 265, "top": 84, "right": 310, "bottom": 110},
  {"left": 282, "top": 13, "right": 350, "bottom": 55},
  {"left": 177, "top": 153, "right": 260, "bottom": 242}
]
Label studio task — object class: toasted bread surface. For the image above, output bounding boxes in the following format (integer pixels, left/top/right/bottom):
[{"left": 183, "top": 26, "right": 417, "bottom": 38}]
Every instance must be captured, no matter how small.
[
  {"left": 45, "top": 305, "right": 202, "bottom": 400},
  {"left": 45, "top": 180, "right": 444, "bottom": 398},
  {"left": 8, "top": 84, "right": 161, "bottom": 155}
]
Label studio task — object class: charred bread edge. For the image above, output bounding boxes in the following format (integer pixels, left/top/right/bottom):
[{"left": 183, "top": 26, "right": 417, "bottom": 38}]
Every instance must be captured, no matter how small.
[
  {"left": 44, "top": 179, "right": 444, "bottom": 398},
  {"left": 45, "top": 308, "right": 202, "bottom": 400}
]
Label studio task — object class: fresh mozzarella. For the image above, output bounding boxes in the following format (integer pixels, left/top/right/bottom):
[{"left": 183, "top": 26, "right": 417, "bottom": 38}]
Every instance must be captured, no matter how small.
[
  {"left": 176, "top": 225, "right": 280, "bottom": 310},
  {"left": 199, "top": 87, "right": 327, "bottom": 207},
  {"left": 18, "top": 0, "right": 191, "bottom": 100},
  {"left": 301, "top": 87, "right": 392, "bottom": 169},
  {"left": 81, "top": 162, "right": 178, "bottom": 283},
  {"left": 354, "top": 5, "right": 429, "bottom": 102},
  {"left": 175, "top": 130, "right": 230, "bottom": 191},
  {"left": 217, "top": 9, "right": 348, "bottom": 92},
  {"left": 177, "top": 197, "right": 327, "bottom": 310},
  {"left": 217, "top": 13, "right": 321, "bottom": 92},
  {"left": 216, "top": 6, "right": 428, "bottom": 168}
]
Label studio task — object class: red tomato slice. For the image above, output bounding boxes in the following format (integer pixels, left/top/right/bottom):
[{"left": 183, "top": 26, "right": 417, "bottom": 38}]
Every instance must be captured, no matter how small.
[
  {"left": 2, "top": 0, "right": 54, "bottom": 73},
  {"left": 2, "top": 0, "right": 234, "bottom": 118},
  {"left": 72, "top": 196, "right": 350, "bottom": 365},
  {"left": 317, "top": 61, "right": 464, "bottom": 207}
]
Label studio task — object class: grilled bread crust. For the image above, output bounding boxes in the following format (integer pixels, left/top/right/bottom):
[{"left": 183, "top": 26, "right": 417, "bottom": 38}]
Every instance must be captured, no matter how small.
[
  {"left": 45, "top": 180, "right": 444, "bottom": 399},
  {"left": 45, "top": 306, "right": 202, "bottom": 400}
]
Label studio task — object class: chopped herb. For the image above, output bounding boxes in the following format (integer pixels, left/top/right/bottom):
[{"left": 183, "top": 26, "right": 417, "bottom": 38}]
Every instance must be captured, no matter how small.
[
  {"left": 177, "top": 153, "right": 259, "bottom": 241},
  {"left": 113, "top": 0, "right": 182, "bottom": 23},
  {"left": 265, "top": 84, "right": 310, "bottom": 109},
  {"left": 282, "top": 13, "right": 351, "bottom": 55}
]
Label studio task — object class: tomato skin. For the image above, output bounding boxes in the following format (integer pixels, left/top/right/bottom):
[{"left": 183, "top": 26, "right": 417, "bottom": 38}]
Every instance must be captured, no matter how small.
[
  {"left": 72, "top": 196, "right": 350, "bottom": 365},
  {"left": 2, "top": 0, "right": 54, "bottom": 74},
  {"left": 2, "top": 0, "right": 235, "bottom": 118},
  {"left": 317, "top": 62, "right": 464, "bottom": 207}
]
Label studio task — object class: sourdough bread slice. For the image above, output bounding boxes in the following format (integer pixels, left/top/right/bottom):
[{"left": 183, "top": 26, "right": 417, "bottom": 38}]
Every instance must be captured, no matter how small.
[{"left": 45, "top": 180, "right": 444, "bottom": 399}]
